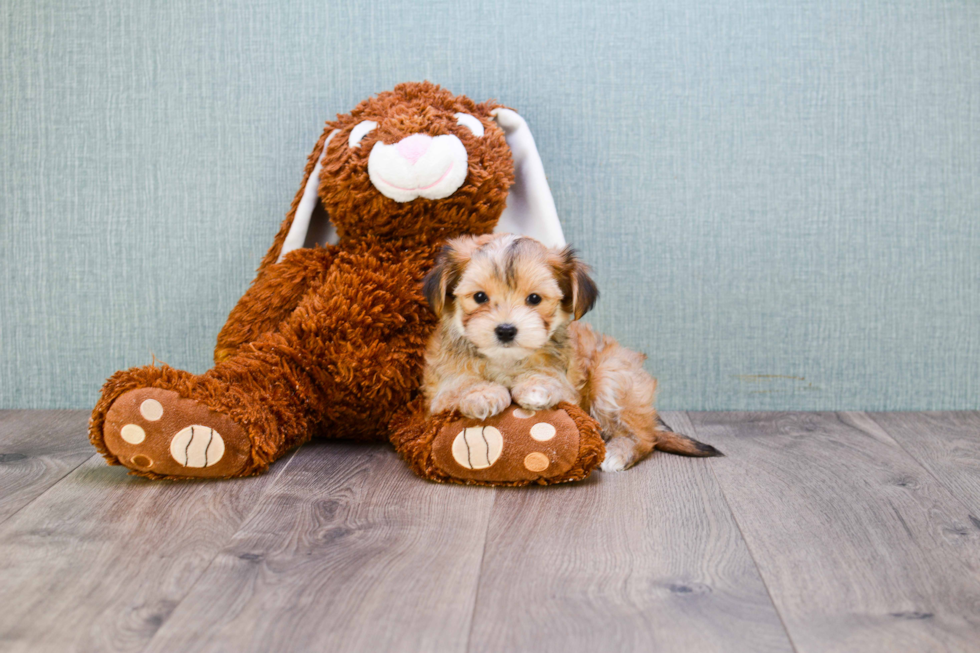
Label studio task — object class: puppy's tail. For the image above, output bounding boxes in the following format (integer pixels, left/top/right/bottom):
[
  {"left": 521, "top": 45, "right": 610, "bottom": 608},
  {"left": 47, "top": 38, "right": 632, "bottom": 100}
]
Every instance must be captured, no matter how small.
[{"left": 653, "top": 416, "right": 723, "bottom": 457}]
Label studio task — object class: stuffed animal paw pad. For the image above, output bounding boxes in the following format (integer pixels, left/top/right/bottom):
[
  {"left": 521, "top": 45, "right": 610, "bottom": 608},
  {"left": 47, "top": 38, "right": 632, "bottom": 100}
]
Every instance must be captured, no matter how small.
[
  {"left": 103, "top": 388, "right": 250, "bottom": 478},
  {"left": 430, "top": 405, "right": 582, "bottom": 483}
]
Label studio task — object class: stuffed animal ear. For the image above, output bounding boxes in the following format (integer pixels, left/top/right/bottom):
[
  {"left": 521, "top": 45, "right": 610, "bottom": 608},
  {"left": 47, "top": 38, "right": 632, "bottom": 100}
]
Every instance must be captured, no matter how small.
[
  {"left": 491, "top": 108, "right": 567, "bottom": 249},
  {"left": 277, "top": 129, "right": 341, "bottom": 263}
]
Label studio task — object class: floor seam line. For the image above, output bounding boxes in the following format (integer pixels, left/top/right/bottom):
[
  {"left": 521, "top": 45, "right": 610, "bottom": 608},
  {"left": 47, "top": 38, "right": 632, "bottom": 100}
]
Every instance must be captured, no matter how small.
[
  {"left": 463, "top": 489, "right": 497, "bottom": 653},
  {"left": 859, "top": 411, "right": 980, "bottom": 586},
  {"left": 862, "top": 411, "right": 980, "bottom": 519},
  {"left": 685, "top": 411, "right": 802, "bottom": 653},
  {"left": 0, "top": 452, "right": 96, "bottom": 529}
]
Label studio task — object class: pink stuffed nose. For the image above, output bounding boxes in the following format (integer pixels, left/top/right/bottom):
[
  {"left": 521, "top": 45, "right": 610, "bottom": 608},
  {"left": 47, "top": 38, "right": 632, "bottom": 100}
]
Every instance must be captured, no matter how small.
[{"left": 395, "top": 133, "right": 432, "bottom": 165}]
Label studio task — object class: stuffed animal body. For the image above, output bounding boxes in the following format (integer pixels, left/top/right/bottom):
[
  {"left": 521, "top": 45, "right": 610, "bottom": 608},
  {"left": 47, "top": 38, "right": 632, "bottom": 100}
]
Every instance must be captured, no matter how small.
[{"left": 91, "top": 82, "right": 604, "bottom": 484}]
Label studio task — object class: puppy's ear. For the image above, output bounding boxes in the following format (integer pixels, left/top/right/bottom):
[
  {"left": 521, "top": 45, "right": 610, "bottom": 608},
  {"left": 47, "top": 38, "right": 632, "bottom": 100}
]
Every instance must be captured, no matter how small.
[
  {"left": 423, "top": 235, "right": 496, "bottom": 316},
  {"left": 423, "top": 237, "right": 473, "bottom": 317},
  {"left": 422, "top": 248, "right": 455, "bottom": 317},
  {"left": 554, "top": 247, "right": 598, "bottom": 320}
]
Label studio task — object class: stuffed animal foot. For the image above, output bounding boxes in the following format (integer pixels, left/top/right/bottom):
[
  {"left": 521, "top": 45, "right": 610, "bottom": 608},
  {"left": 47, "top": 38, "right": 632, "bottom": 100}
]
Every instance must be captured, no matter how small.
[
  {"left": 99, "top": 386, "right": 251, "bottom": 479},
  {"left": 391, "top": 400, "right": 605, "bottom": 487}
]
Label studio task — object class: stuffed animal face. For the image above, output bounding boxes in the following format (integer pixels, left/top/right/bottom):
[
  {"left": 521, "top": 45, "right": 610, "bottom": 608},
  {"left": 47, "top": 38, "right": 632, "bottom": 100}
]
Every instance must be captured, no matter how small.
[
  {"left": 318, "top": 82, "right": 515, "bottom": 244},
  {"left": 274, "top": 82, "right": 568, "bottom": 263}
]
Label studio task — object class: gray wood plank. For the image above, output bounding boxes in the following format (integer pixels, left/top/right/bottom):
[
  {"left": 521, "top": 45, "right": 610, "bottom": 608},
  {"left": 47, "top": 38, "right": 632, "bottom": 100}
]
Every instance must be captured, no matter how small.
[
  {"left": 466, "top": 411, "right": 794, "bottom": 653},
  {"left": 868, "top": 412, "right": 980, "bottom": 516},
  {"left": 0, "top": 447, "right": 293, "bottom": 653},
  {"left": 688, "top": 411, "right": 980, "bottom": 653},
  {"left": 0, "top": 410, "right": 94, "bottom": 525},
  {"left": 141, "top": 441, "right": 495, "bottom": 653}
]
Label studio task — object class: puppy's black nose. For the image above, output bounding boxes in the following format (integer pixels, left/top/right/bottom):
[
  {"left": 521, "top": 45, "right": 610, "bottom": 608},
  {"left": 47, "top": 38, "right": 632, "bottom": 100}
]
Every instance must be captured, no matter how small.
[{"left": 494, "top": 324, "right": 518, "bottom": 343}]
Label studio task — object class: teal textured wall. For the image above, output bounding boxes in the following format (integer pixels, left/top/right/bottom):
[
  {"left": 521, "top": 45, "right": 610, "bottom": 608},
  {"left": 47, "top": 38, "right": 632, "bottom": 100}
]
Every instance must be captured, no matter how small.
[{"left": 2, "top": 0, "right": 979, "bottom": 410}]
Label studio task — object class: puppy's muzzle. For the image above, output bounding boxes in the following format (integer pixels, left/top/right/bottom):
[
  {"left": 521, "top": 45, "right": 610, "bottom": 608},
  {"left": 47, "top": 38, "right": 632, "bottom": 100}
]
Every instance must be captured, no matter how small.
[{"left": 494, "top": 324, "right": 518, "bottom": 344}]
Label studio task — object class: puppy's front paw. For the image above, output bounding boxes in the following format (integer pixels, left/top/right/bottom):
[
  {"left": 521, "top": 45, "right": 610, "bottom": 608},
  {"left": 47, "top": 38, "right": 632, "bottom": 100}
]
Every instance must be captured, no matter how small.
[
  {"left": 600, "top": 437, "right": 639, "bottom": 472},
  {"left": 458, "top": 384, "right": 511, "bottom": 421},
  {"left": 512, "top": 378, "right": 564, "bottom": 411}
]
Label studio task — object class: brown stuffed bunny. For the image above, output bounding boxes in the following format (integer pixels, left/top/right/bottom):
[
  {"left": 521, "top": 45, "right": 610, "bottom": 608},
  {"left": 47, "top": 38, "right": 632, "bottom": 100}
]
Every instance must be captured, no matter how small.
[{"left": 90, "top": 82, "right": 604, "bottom": 484}]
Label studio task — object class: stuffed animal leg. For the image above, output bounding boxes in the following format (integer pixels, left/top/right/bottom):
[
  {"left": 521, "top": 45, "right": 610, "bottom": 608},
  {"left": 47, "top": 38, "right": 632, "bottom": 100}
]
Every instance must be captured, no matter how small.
[
  {"left": 92, "top": 244, "right": 436, "bottom": 479},
  {"left": 391, "top": 399, "right": 604, "bottom": 486}
]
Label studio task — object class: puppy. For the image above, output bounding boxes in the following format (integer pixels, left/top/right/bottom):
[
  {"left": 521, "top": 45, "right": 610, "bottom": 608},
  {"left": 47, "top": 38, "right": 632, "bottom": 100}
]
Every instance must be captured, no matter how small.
[{"left": 422, "top": 234, "right": 721, "bottom": 472}]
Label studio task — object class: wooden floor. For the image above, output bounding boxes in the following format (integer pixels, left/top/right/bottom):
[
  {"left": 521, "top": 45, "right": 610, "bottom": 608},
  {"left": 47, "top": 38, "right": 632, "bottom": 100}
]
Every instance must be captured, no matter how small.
[{"left": 1, "top": 411, "right": 978, "bottom": 652}]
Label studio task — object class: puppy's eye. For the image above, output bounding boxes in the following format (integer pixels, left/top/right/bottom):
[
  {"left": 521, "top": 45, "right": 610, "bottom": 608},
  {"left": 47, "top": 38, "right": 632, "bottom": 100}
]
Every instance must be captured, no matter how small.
[
  {"left": 348, "top": 120, "right": 377, "bottom": 148},
  {"left": 455, "top": 113, "right": 485, "bottom": 137},
  {"left": 473, "top": 291, "right": 489, "bottom": 304},
  {"left": 526, "top": 293, "right": 542, "bottom": 306}
]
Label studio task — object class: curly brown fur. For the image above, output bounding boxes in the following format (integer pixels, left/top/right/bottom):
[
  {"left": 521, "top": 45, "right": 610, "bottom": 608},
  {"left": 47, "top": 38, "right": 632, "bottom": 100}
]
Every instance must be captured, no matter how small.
[
  {"left": 214, "top": 84, "right": 513, "bottom": 362},
  {"left": 91, "top": 82, "right": 521, "bottom": 478},
  {"left": 422, "top": 234, "right": 721, "bottom": 471}
]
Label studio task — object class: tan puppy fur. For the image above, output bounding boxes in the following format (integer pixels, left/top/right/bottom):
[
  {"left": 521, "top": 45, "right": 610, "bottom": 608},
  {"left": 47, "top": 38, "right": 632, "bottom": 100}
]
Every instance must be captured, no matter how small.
[{"left": 422, "top": 234, "right": 720, "bottom": 471}]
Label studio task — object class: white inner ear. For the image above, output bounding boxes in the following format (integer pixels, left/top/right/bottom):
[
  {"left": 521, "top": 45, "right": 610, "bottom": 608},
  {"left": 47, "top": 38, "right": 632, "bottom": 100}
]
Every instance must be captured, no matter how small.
[
  {"left": 278, "top": 129, "right": 340, "bottom": 262},
  {"left": 455, "top": 113, "right": 485, "bottom": 138},
  {"left": 491, "top": 108, "right": 566, "bottom": 248},
  {"left": 349, "top": 120, "right": 377, "bottom": 148}
]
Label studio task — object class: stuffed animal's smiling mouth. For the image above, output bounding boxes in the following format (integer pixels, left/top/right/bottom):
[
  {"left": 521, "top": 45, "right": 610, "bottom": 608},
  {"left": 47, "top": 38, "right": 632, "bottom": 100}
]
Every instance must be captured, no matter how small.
[
  {"left": 377, "top": 162, "right": 454, "bottom": 193},
  {"left": 368, "top": 135, "right": 469, "bottom": 202}
]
